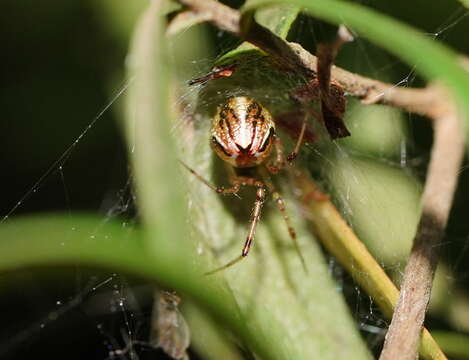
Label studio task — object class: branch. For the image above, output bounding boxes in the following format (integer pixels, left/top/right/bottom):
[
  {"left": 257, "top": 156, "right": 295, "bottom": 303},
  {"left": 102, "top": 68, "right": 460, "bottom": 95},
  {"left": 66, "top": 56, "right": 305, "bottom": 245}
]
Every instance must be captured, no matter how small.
[
  {"left": 315, "top": 25, "right": 354, "bottom": 138},
  {"left": 172, "top": 0, "right": 451, "bottom": 119},
  {"left": 175, "top": 0, "right": 239, "bottom": 34},
  {"left": 316, "top": 25, "right": 354, "bottom": 95},
  {"left": 379, "top": 103, "right": 465, "bottom": 360}
]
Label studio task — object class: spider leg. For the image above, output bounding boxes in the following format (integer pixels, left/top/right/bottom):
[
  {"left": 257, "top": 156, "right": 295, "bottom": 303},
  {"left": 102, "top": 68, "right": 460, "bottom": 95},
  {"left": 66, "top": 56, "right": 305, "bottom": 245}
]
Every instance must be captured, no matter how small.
[
  {"left": 205, "top": 179, "right": 266, "bottom": 275},
  {"left": 260, "top": 168, "right": 307, "bottom": 272},
  {"left": 266, "top": 134, "right": 286, "bottom": 174},
  {"left": 287, "top": 120, "right": 307, "bottom": 162},
  {"left": 179, "top": 160, "right": 241, "bottom": 195},
  {"left": 242, "top": 184, "right": 266, "bottom": 256}
]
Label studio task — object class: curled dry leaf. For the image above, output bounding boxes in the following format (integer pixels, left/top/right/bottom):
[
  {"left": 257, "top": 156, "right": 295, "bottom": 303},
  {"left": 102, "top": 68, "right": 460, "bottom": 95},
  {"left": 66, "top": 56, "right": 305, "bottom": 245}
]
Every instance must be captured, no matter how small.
[{"left": 151, "top": 291, "right": 191, "bottom": 360}]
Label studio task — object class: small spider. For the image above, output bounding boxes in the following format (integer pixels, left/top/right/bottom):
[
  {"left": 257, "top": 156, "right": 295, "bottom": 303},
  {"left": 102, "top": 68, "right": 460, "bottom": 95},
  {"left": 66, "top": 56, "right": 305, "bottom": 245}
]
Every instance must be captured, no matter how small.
[{"left": 182, "top": 96, "right": 307, "bottom": 274}]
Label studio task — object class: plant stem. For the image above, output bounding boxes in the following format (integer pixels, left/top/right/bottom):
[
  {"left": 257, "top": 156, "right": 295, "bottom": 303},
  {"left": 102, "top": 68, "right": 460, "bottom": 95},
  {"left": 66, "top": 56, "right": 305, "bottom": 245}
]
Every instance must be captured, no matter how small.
[{"left": 379, "top": 106, "right": 465, "bottom": 360}]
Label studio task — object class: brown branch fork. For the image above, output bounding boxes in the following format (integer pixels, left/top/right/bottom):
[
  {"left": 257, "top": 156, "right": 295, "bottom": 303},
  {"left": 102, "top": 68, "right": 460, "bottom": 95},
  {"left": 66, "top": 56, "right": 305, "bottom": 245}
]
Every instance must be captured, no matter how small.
[{"left": 171, "top": 1, "right": 466, "bottom": 359}]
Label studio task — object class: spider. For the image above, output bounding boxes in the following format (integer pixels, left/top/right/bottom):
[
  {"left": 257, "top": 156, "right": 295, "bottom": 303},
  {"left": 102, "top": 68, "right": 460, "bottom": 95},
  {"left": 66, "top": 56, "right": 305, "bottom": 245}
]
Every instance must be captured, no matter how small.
[{"left": 182, "top": 96, "right": 307, "bottom": 274}]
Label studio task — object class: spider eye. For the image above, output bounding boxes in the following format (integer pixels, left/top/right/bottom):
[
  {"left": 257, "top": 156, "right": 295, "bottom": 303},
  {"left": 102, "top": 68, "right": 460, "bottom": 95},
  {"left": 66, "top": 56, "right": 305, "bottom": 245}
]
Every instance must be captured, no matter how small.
[
  {"left": 258, "top": 128, "right": 274, "bottom": 153},
  {"left": 211, "top": 137, "right": 231, "bottom": 157}
]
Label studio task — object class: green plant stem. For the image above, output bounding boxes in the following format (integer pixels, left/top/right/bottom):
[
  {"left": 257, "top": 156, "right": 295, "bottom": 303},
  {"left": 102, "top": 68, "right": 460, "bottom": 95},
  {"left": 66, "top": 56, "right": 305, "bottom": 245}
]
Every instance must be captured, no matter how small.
[
  {"left": 432, "top": 331, "right": 469, "bottom": 359},
  {"left": 294, "top": 170, "right": 447, "bottom": 360}
]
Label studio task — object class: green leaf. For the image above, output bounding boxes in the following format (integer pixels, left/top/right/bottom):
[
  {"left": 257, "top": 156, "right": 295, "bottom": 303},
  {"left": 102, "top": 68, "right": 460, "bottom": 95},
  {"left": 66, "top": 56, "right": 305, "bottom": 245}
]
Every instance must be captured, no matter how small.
[
  {"left": 183, "top": 4, "right": 372, "bottom": 360},
  {"left": 458, "top": 0, "right": 469, "bottom": 9},
  {"left": 124, "top": 2, "right": 372, "bottom": 360},
  {"left": 125, "top": 0, "right": 189, "bottom": 261},
  {"left": 0, "top": 214, "right": 148, "bottom": 273}
]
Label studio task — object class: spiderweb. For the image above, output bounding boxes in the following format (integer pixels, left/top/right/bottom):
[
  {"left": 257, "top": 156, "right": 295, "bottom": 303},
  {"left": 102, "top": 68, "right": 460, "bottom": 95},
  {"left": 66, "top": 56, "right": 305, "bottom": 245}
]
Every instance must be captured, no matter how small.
[{"left": 1, "top": 1, "right": 469, "bottom": 359}]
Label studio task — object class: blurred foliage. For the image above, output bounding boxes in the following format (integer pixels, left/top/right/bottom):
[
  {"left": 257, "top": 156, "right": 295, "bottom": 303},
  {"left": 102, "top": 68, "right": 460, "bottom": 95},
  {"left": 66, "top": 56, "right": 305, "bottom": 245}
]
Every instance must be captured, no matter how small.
[{"left": 1, "top": 0, "right": 469, "bottom": 359}]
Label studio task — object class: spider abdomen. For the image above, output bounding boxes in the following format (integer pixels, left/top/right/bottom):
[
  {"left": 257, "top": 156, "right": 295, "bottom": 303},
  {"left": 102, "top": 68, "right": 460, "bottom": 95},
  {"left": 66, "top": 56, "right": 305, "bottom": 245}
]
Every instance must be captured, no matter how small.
[{"left": 211, "top": 97, "right": 275, "bottom": 168}]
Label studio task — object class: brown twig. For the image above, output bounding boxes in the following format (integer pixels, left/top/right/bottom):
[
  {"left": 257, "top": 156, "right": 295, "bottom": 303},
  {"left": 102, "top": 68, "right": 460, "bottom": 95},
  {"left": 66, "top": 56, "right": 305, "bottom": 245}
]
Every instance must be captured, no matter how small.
[
  {"left": 166, "top": 10, "right": 213, "bottom": 36},
  {"left": 175, "top": 0, "right": 239, "bottom": 34},
  {"left": 286, "top": 42, "right": 451, "bottom": 118},
  {"left": 171, "top": 0, "right": 450, "bottom": 119},
  {"left": 316, "top": 25, "right": 354, "bottom": 95},
  {"left": 379, "top": 103, "right": 465, "bottom": 360}
]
